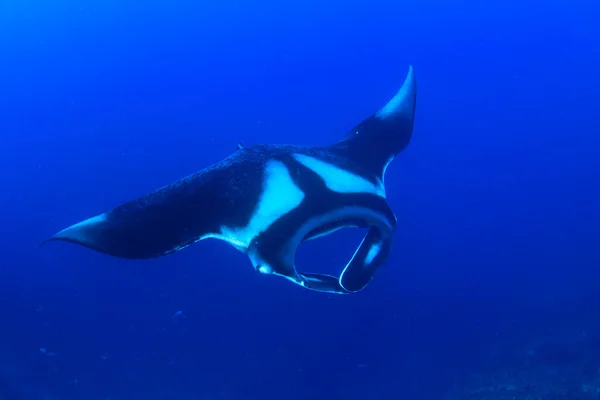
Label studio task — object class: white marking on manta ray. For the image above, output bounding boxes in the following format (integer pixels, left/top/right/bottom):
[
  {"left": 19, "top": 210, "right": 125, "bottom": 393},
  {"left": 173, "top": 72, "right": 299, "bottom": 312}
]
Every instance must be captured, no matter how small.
[
  {"left": 292, "top": 154, "right": 385, "bottom": 198},
  {"left": 200, "top": 159, "right": 305, "bottom": 252},
  {"left": 365, "top": 240, "right": 382, "bottom": 265}
]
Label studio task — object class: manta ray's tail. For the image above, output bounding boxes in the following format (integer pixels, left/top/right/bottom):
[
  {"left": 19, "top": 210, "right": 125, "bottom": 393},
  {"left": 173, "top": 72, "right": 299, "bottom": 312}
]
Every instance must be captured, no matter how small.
[{"left": 330, "top": 65, "right": 417, "bottom": 179}]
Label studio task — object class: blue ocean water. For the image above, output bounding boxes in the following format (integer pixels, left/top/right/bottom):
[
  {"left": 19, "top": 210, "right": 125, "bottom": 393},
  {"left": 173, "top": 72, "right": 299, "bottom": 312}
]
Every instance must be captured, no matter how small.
[{"left": 1, "top": 0, "right": 599, "bottom": 399}]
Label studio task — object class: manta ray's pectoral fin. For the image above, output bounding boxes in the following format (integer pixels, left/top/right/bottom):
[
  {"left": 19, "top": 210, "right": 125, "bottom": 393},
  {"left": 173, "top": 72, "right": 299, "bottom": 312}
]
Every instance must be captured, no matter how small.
[{"left": 330, "top": 65, "right": 416, "bottom": 179}]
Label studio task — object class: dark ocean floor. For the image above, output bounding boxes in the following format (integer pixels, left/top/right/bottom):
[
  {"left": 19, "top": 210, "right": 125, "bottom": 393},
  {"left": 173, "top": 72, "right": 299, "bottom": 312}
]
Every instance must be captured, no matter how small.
[
  {"left": 446, "top": 331, "right": 600, "bottom": 400},
  {"left": 3, "top": 321, "right": 600, "bottom": 400}
]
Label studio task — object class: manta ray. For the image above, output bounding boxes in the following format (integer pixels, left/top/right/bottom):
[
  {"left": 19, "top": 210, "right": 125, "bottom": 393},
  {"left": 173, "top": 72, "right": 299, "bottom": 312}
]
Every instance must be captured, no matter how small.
[{"left": 44, "top": 66, "right": 417, "bottom": 294}]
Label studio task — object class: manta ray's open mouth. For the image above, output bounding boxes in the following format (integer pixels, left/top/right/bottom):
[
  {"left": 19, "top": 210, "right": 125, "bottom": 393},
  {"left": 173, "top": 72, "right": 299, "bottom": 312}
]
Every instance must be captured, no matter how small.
[{"left": 260, "top": 204, "right": 397, "bottom": 295}]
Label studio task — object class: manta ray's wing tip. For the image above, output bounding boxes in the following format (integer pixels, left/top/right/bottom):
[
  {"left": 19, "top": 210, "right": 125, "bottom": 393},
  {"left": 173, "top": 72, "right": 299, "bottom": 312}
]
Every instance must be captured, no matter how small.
[
  {"left": 375, "top": 65, "right": 417, "bottom": 121},
  {"left": 39, "top": 236, "right": 54, "bottom": 247},
  {"left": 40, "top": 214, "right": 109, "bottom": 250},
  {"left": 40, "top": 228, "right": 83, "bottom": 249}
]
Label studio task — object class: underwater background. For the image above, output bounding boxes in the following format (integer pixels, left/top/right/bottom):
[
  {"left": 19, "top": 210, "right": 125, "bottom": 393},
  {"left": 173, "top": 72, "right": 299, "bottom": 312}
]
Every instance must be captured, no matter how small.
[{"left": 1, "top": 0, "right": 599, "bottom": 399}]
